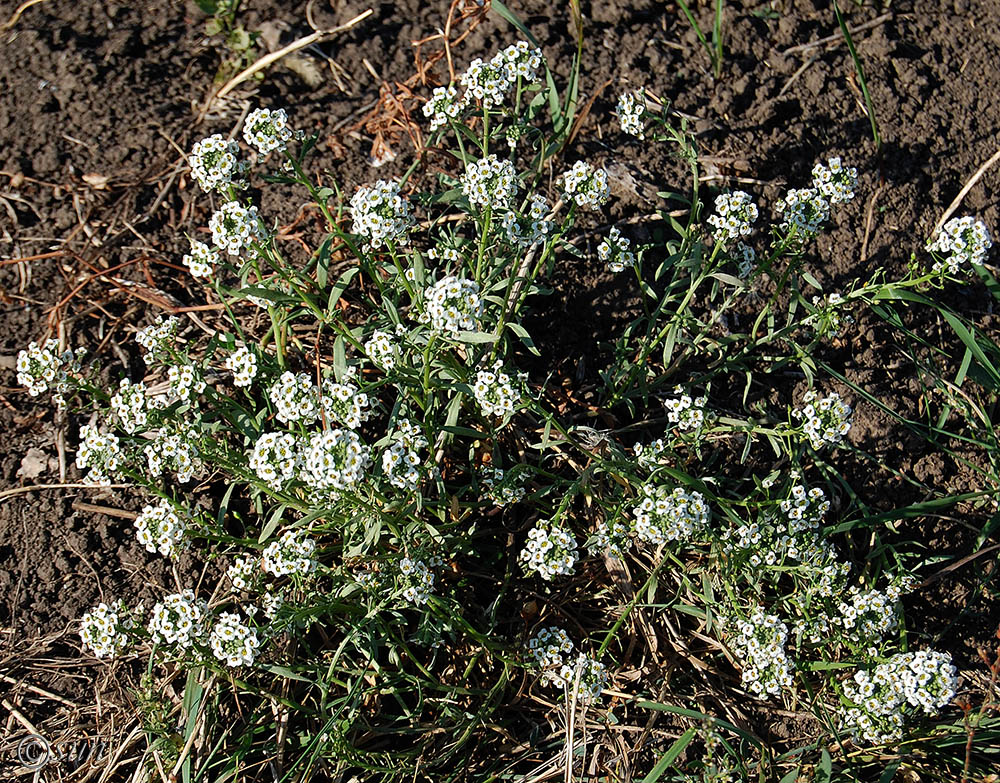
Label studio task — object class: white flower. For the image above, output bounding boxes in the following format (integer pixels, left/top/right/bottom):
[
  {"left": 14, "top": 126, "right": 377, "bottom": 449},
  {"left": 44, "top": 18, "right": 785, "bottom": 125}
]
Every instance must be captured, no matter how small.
[
  {"left": 480, "top": 465, "right": 527, "bottom": 505},
  {"left": 301, "top": 428, "right": 370, "bottom": 496},
  {"left": 500, "top": 194, "right": 552, "bottom": 247},
  {"left": 16, "top": 339, "right": 84, "bottom": 402},
  {"left": 210, "top": 612, "right": 261, "bottom": 667},
  {"left": 396, "top": 557, "right": 435, "bottom": 605},
  {"left": 365, "top": 329, "right": 399, "bottom": 370},
  {"left": 663, "top": 386, "right": 709, "bottom": 433},
  {"left": 462, "top": 155, "right": 519, "bottom": 211},
  {"left": 148, "top": 590, "right": 207, "bottom": 648},
  {"left": 616, "top": 90, "right": 647, "bottom": 138},
  {"left": 243, "top": 107, "right": 294, "bottom": 155},
  {"left": 793, "top": 390, "right": 852, "bottom": 450},
  {"left": 632, "top": 485, "right": 710, "bottom": 546},
  {"left": 423, "top": 84, "right": 466, "bottom": 131},
  {"left": 598, "top": 227, "right": 635, "bottom": 272},
  {"left": 134, "top": 499, "right": 186, "bottom": 558},
  {"left": 145, "top": 428, "right": 201, "bottom": 484},
  {"left": 249, "top": 431, "right": 300, "bottom": 490},
  {"left": 350, "top": 179, "right": 414, "bottom": 249},
  {"left": 707, "top": 191, "right": 758, "bottom": 243},
  {"left": 225, "top": 345, "right": 257, "bottom": 387},
  {"left": 167, "top": 363, "right": 205, "bottom": 403},
  {"left": 471, "top": 360, "right": 520, "bottom": 418},
  {"left": 182, "top": 240, "right": 218, "bottom": 278},
  {"left": 725, "top": 609, "right": 794, "bottom": 698},
  {"left": 228, "top": 555, "right": 258, "bottom": 591},
  {"left": 189, "top": 134, "right": 247, "bottom": 193},
  {"left": 268, "top": 371, "right": 320, "bottom": 425},
  {"left": 926, "top": 216, "right": 992, "bottom": 275},
  {"left": 559, "top": 161, "right": 610, "bottom": 210},
  {"left": 110, "top": 378, "right": 153, "bottom": 434},
  {"left": 135, "top": 316, "right": 180, "bottom": 365},
  {"left": 812, "top": 157, "right": 857, "bottom": 205},
  {"left": 262, "top": 529, "right": 317, "bottom": 577},
  {"left": 381, "top": 419, "right": 428, "bottom": 490},
  {"left": 80, "top": 601, "right": 132, "bottom": 658},
  {"left": 209, "top": 201, "right": 266, "bottom": 256},
  {"left": 777, "top": 187, "right": 829, "bottom": 240},
  {"left": 526, "top": 627, "right": 607, "bottom": 704},
  {"left": 425, "top": 276, "right": 482, "bottom": 335},
  {"left": 76, "top": 423, "right": 123, "bottom": 485},
  {"left": 519, "top": 519, "right": 579, "bottom": 580}
]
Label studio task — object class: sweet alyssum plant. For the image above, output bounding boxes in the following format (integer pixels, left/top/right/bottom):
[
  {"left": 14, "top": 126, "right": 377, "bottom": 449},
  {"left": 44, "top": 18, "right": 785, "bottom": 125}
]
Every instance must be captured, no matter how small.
[{"left": 17, "top": 26, "right": 995, "bottom": 779}]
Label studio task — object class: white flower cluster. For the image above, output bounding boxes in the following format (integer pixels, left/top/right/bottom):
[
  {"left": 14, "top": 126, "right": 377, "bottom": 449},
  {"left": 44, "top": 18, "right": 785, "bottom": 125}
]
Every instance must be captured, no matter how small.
[
  {"left": 398, "top": 557, "right": 435, "bottom": 605},
  {"left": 633, "top": 438, "right": 668, "bottom": 470},
  {"left": 777, "top": 188, "right": 830, "bottom": 241},
  {"left": 794, "top": 390, "right": 852, "bottom": 450},
  {"left": 616, "top": 90, "right": 646, "bottom": 138},
  {"left": 228, "top": 555, "right": 257, "bottom": 591},
  {"left": 148, "top": 590, "right": 207, "bottom": 649},
  {"left": 480, "top": 465, "right": 527, "bottom": 505},
  {"left": 598, "top": 227, "right": 636, "bottom": 272},
  {"left": 812, "top": 157, "right": 857, "bottom": 205},
  {"left": 810, "top": 293, "right": 850, "bottom": 338},
  {"left": 167, "top": 363, "right": 205, "bottom": 403},
  {"left": 262, "top": 529, "right": 317, "bottom": 577},
  {"left": 834, "top": 585, "right": 899, "bottom": 649},
  {"left": 135, "top": 316, "right": 180, "bottom": 364},
  {"left": 725, "top": 609, "right": 795, "bottom": 697},
  {"left": 842, "top": 650, "right": 958, "bottom": 744},
  {"left": 16, "top": 339, "right": 84, "bottom": 400},
  {"left": 591, "top": 516, "right": 631, "bottom": 558},
  {"left": 382, "top": 419, "right": 427, "bottom": 490},
  {"left": 182, "top": 239, "right": 218, "bottom": 278},
  {"left": 145, "top": 428, "right": 201, "bottom": 484},
  {"left": 225, "top": 345, "right": 257, "bottom": 387},
  {"left": 425, "top": 276, "right": 482, "bottom": 335},
  {"left": 210, "top": 612, "right": 261, "bottom": 667},
  {"left": 462, "top": 155, "right": 519, "bottom": 211},
  {"left": 350, "top": 179, "right": 414, "bottom": 249},
  {"left": 365, "top": 329, "right": 400, "bottom": 370},
  {"left": 134, "top": 499, "right": 186, "bottom": 558},
  {"left": 80, "top": 601, "right": 130, "bottom": 658},
  {"left": 268, "top": 371, "right": 320, "bottom": 425},
  {"left": 724, "top": 485, "right": 847, "bottom": 599},
  {"left": 249, "top": 431, "right": 299, "bottom": 490},
  {"left": 632, "top": 485, "right": 710, "bottom": 546},
  {"left": 189, "top": 134, "right": 247, "bottom": 193},
  {"left": 243, "top": 107, "right": 293, "bottom": 155},
  {"left": 501, "top": 194, "right": 552, "bottom": 247},
  {"left": 664, "top": 386, "right": 709, "bottom": 432},
  {"left": 301, "top": 428, "right": 370, "bottom": 496},
  {"left": 76, "top": 424, "right": 123, "bottom": 485},
  {"left": 321, "top": 370, "right": 372, "bottom": 429},
  {"left": 423, "top": 84, "right": 464, "bottom": 132},
  {"left": 209, "top": 201, "right": 266, "bottom": 256},
  {"left": 559, "top": 161, "right": 610, "bottom": 210},
  {"left": 472, "top": 360, "right": 520, "bottom": 419},
  {"left": 260, "top": 591, "right": 283, "bottom": 621},
  {"left": 926, "top": 216, "right": 992, "bottom": 275},
  {"left": 110, "top": 377, "right": 155, "bottom": 435},
  {"left": 519, "top": 519, "right": 579, "bottom": 580},
  {"left": 526, "top": 627, "right": 607, "bottom": 704},
  {"left": 708, "top": 191, "right": 758, "bottom": 243},
  {"left": 460, "top": 41, "right": 543, "bottom": 109}
]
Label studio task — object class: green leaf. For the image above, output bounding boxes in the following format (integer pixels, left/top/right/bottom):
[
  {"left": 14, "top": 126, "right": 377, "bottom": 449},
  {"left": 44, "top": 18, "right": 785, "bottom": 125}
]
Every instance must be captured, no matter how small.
[
  {"left": 453, "top": 330, "right": 499, "bottom": 344},
  {"left": 204, "top": 16, "right": 222, "bottom": 35},
  {"left": 314, "top": 234, "right": 334, "bottom": 289},
  {"left": 506, "top": 322, "right": 540, "bottom": 355},
  {"left": 641, "top": 727, "right": 697, "bottom": 782}
]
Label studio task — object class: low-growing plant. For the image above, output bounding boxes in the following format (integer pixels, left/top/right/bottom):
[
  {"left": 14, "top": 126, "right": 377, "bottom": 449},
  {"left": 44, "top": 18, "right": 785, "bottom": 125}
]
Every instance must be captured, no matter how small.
[{"left": 16, "top": 9, "right": 1000, "bottom": 781}]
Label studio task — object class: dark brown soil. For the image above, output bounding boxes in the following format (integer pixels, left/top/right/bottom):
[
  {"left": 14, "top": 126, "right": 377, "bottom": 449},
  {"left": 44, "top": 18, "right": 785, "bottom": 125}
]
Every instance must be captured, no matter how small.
[{"left": 2, "top": 0, "right": 1000, "bottom": 775}]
